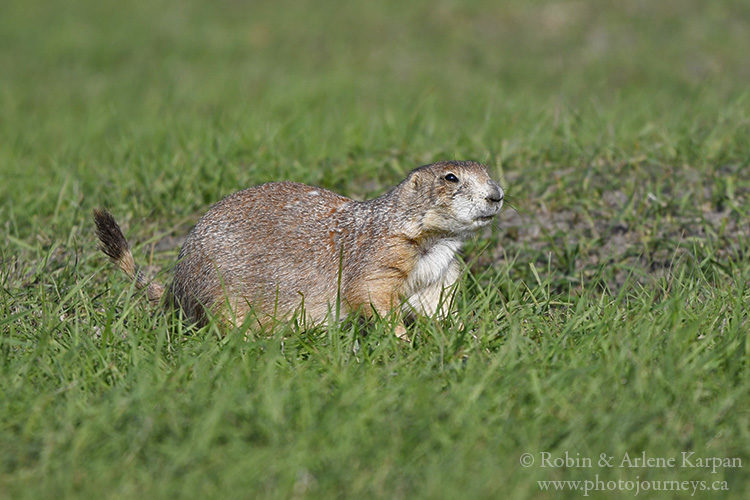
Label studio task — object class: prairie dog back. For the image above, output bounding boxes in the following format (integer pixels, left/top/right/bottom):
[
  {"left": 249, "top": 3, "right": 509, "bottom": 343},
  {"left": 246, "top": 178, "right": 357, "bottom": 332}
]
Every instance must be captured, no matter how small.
[{"left": 169, "top": 182, "right": 352, "bottom": 326}]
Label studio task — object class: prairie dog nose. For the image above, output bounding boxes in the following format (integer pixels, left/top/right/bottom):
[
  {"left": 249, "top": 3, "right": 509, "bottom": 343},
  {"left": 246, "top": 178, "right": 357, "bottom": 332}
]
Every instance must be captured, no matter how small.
[{"left": 486, "top": 183, "right": 504, "bottom": 203}]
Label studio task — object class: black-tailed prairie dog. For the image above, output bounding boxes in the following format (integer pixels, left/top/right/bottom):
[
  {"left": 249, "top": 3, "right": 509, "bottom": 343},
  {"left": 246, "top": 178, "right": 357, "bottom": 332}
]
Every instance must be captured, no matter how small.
[{"left": 94, "top": 160, "right": 504, "bottom": 338}]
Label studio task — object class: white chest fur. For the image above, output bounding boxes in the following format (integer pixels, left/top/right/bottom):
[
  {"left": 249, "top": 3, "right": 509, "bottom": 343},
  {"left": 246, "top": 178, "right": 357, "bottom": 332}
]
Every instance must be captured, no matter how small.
[
  {"left": 401, "top": 238, "right": 463, "bottom": 317},
  {"left": 404, "top": 238, "right": 462, "bottom": 293}
]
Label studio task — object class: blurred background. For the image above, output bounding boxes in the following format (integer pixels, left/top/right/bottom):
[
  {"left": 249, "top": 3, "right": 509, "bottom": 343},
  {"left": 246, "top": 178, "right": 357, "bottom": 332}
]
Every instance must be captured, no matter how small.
[{"left": 1, "top": 0, "right": 747, "bottom": 279}]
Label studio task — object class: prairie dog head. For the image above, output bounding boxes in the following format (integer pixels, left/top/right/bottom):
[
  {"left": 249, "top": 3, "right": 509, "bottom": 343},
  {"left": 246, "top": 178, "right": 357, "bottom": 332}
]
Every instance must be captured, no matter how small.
[{"left": 402, "top": 161, "right": 504, "bottom": 236}]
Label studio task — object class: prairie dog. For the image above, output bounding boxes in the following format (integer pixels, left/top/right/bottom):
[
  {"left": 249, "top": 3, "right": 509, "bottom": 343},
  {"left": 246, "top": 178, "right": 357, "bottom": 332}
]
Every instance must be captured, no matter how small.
[{"left": 94, "top": 161, "right": 504, "bottom": 337}]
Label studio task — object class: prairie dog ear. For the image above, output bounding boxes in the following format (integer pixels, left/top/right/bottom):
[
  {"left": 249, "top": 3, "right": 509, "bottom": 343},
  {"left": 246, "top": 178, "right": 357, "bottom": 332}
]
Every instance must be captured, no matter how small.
[{"left": 410, "top": 172, "right": 421, "bottom": 190}]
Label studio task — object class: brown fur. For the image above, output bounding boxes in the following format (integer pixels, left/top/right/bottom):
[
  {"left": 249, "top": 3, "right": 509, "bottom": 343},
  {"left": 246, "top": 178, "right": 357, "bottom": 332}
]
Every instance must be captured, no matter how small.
[{"left": 94, "top": 161, "right": 504, "bottom": 336}]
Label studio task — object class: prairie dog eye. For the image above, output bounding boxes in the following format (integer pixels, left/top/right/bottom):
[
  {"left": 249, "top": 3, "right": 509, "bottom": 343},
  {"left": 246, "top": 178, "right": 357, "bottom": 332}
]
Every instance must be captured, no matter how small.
[{"left": 444, "top": 173, "right": 459, "bottom": 183}]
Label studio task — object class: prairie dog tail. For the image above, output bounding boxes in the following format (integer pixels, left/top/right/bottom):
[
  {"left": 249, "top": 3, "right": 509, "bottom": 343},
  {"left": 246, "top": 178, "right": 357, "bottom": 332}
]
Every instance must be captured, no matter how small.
[{"left": 93, "top": 208, "right": 165, "bottom": 304}]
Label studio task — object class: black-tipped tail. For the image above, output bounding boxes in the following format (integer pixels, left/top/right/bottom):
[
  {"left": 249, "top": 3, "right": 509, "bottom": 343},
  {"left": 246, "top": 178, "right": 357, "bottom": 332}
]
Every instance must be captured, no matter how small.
[
  {"left": 93, "top": 208, "right": 136, "bottom": 279},
  {"left": 92, "top": 208, "right": 165, "bottom": 304},
  {"left": 93, "top": 208, "right": 129, "bottom": 262}
]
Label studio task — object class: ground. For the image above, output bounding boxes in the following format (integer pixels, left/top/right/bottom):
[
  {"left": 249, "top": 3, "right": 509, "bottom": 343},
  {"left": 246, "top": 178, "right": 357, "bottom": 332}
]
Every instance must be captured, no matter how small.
[{"left": 1, "top": 0, "right": 748, "bottom": 498}]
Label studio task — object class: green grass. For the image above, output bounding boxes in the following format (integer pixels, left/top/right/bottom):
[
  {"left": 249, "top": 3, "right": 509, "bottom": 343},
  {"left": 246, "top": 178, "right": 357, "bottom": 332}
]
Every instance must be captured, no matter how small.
[{"left": 1, "top": 0, "right": 748, "bottom": 498}]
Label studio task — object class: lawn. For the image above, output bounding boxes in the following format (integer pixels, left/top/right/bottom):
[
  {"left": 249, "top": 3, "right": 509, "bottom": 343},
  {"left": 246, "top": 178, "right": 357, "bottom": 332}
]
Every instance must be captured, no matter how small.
[{"left": 1, "top": 0, "right": 748, "bottom": 498}]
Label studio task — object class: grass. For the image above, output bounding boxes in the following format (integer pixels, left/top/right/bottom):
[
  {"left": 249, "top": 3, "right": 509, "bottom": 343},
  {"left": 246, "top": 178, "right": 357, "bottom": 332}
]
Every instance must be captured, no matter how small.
[{"left": 1, "top": 0, "right": 748, "bottom": 498}]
